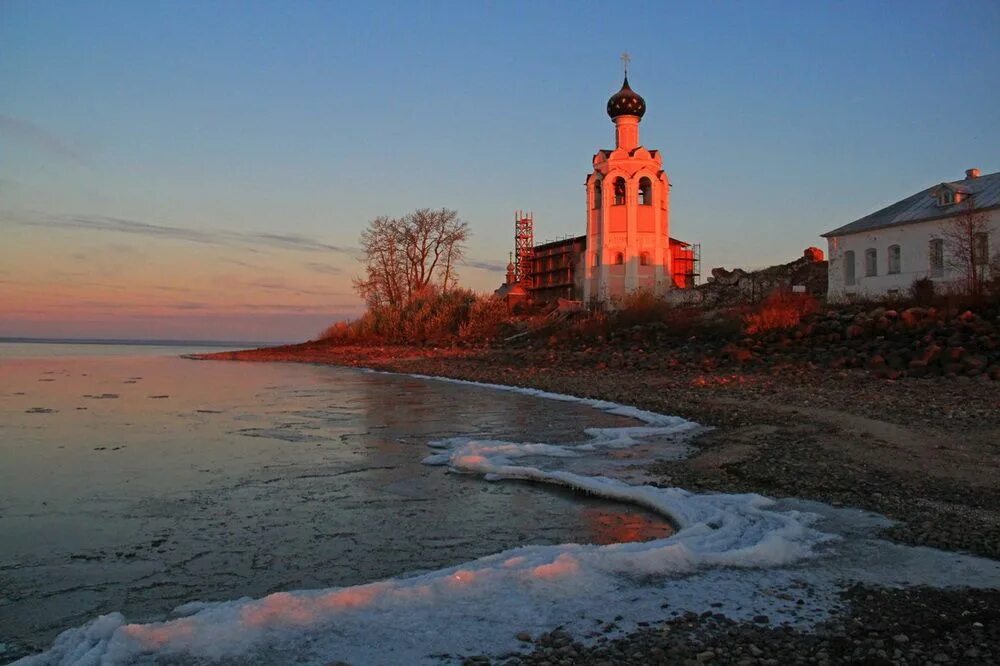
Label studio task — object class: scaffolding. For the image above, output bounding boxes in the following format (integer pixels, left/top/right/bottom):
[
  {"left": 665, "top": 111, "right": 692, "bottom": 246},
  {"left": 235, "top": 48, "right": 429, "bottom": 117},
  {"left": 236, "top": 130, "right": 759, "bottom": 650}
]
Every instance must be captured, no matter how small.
[
  {"left": 690, "top": 243, "right": 702, "bottom": 286},
  {"left": 672, "top": 242, "right": 702, "bottom": 288},
  {"left": 514, "top": 211, "right": 534, "bottom": 284}
]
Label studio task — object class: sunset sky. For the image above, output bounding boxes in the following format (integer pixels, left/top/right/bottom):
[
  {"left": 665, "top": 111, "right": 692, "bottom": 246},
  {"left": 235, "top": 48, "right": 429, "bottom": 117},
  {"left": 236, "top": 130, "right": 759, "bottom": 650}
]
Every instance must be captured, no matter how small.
[{"left": 2, "top": 1, "right": 999, "bottom": 342}]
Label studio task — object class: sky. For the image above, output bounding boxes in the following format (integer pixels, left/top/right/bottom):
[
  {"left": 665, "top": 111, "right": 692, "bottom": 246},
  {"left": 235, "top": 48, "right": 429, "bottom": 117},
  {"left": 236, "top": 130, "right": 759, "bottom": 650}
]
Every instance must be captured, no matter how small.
[{"left": 2, "top": 1, "right": 999, "bottom": 342}]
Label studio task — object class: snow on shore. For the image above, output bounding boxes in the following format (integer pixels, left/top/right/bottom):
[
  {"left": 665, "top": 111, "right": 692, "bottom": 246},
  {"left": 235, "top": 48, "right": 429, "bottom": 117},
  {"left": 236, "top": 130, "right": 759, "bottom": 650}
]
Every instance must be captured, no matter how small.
[{"left": 16, "top": 375, "right": 1000, "bottom": 665}]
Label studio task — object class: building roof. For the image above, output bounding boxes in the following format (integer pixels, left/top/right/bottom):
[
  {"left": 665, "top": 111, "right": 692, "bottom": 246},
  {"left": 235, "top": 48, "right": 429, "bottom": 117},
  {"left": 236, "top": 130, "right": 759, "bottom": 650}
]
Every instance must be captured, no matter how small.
[
  {"left": 532, "top": 234, "right": 692, "bottom": 251},
  {"left": 822, "top": 170, "right": 1000, "bottom": 238},
  {"left": 607, "top": 76, "right": 646, "bottom": 120},
  {"left": 534, "top": 235, "right": 586, "bottom": 252}
]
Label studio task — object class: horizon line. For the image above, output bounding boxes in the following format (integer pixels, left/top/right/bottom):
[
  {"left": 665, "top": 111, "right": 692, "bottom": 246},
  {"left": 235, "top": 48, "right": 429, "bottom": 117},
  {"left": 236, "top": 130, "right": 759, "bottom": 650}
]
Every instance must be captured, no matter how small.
[{"left": 0, "top": 336, "right": 291, "bottom": 348}]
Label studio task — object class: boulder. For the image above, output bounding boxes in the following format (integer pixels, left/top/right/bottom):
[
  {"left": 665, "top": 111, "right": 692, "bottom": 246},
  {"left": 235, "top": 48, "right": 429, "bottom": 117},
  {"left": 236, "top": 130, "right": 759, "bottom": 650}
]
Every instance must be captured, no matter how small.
[{"left": 846, "top": 324, "right": 865, "bottom": 339}]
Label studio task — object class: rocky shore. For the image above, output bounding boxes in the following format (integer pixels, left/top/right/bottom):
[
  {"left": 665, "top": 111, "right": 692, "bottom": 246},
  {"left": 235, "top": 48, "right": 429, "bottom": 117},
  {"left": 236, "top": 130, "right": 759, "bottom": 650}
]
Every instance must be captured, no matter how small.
[
  {"left": 196, "top": 328, "right": 1000, "bottom": 665},
  {"left": 711, "top": 303, "right": 1000, "bottom": 381},
  {"left": 491, "top": 585, "right": 998, "bottom": 666}
]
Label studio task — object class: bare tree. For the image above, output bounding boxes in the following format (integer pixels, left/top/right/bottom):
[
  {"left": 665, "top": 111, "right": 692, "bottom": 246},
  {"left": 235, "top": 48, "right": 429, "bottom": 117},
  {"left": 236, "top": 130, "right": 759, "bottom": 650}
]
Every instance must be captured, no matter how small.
[
  {"left": 940, "top": 199, "right": 992, "bottom": 299},
  {"left": 354, "top": 209, "right": 469, "bottom": 308},
  {"left": 400, "top": 208, "right": 469, "bottom": 296},
  {"left": 354, "top": 216, "right": 407, "bottom": 309},
  {"left": 438, "top": 215, "right": 468, "bottom": 292}
]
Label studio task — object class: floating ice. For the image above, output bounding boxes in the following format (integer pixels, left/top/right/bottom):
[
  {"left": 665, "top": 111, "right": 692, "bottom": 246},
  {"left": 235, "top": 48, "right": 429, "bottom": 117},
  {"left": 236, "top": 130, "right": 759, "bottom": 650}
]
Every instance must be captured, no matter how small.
[{"left": 16, "top": 374, "right": 1000, "bottom": 666}]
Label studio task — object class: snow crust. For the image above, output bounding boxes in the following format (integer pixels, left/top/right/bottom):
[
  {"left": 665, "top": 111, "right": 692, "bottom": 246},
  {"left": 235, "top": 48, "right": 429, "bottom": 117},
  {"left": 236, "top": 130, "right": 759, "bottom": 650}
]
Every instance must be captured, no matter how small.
[{"left": 16, "top": 374, "right": 1000, "bottom": 665}]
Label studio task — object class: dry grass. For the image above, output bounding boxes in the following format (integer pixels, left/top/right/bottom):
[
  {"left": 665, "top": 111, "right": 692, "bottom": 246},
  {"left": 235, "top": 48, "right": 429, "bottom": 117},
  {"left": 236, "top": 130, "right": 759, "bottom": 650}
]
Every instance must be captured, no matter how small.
[
  {"left": 319, "top": 288, "right": 507, "bottom": 346},
  {"left": 614, "top": 289, "right": 673, "bottom": 327},
  {"left": 742, "top": 291, "right": 818, "bottom": 334}
]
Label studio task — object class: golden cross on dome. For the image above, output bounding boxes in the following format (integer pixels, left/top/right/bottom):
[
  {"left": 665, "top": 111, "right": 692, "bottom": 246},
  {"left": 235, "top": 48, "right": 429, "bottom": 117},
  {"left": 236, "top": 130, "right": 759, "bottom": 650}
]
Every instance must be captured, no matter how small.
[{"left": 620, "top": 52, "right": 631, "bottom": 77}]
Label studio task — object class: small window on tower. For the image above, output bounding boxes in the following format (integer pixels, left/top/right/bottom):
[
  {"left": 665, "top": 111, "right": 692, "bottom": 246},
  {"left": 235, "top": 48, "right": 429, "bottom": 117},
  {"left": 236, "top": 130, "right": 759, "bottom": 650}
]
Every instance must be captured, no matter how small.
[
  {"left": 638, "top": 177, "right": 652, "bottom": 205},
  {"left": 614, "top": 252, "right": 624, "bottom": 265},
  {"left": 640, "top": 251, "right": 650, "bottom": 266},
  {"left": 613, "top": 178, "right": 626, "bottom": 206},
  {"left": 593, "top": 179, "right": 602, "bottom": 209}
]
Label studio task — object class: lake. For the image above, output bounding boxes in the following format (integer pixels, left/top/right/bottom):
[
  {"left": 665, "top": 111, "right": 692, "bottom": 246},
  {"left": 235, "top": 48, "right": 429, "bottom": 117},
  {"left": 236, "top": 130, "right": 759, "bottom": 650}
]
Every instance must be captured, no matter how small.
[{"left": 0, "top": 342, "right": 672, "bottom": 659}]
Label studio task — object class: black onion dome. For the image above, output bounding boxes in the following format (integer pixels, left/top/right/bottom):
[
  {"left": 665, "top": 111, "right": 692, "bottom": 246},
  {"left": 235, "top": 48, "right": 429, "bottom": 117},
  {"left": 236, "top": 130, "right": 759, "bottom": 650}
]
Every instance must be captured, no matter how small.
[{"left": 606, "top": 76, "right": 646, "bottom": 119}]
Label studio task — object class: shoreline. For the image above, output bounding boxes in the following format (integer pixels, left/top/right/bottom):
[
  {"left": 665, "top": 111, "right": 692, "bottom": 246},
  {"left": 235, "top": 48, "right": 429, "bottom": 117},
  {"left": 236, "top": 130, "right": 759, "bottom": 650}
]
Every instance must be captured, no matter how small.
[
  {"left": 194, "top": 342, "right": 1000, "bottom": 560},
  {"left": 192, "top": 342, "right": 1000, "bottom": 664}
]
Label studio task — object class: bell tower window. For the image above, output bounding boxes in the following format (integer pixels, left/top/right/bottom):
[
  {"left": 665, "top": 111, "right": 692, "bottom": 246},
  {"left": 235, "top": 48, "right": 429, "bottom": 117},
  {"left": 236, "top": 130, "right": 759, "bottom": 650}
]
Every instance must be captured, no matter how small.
[
  {"left": 613, "top": 177, "right": 626, "bottom": 206},
  {"left": 593, "top": 179, "right": 602, "bottom": 209},
  {"left": 638, "top": 177, "right": 652, "bottom": 205}
]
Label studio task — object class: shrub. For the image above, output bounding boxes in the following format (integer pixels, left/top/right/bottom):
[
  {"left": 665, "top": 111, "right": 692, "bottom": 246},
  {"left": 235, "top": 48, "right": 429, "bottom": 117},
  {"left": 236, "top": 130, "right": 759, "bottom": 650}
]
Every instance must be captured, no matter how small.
[
  {"left": 613, "top": 289, "right": 672, "bottom": 328},
  {"left": 318, "top": 320, "right": 354, "bottom": 344},
  {"left": 459, "top": 295, "right": 509, "bottom": 341},
  {"left": 742, "top": 291, "right": 818, "bottom": 334},
  {"left": 987, "top": 253, "right": 1000, "bottom": 303},
  {"left": 318, "top": 288, "right": 512, "bottom": 346},
  {"left": 396, "top": 287, "right": 476, "bottom": 344},
  {"left": 317, "top": 310, "right": 382, "bottom": 345},
  {"left": 909, "top": 277, "right": 935, "bottom": 306},
  {"left": 699, "top": 308, "right": 743, "bottom": 340}
]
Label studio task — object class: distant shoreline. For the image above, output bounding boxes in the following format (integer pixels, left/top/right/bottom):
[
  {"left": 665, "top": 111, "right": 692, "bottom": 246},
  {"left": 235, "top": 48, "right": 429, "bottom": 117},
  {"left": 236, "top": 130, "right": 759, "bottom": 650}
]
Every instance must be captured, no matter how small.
[{"left": 0, "top": 336, "right": 280, "bottom": 348}]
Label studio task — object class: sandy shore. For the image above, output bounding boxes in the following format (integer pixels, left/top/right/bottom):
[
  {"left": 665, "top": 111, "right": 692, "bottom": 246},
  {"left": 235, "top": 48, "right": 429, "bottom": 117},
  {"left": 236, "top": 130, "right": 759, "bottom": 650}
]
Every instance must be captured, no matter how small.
[{"left": 195, "top": 342, "right": 1000, "bottom": 664}]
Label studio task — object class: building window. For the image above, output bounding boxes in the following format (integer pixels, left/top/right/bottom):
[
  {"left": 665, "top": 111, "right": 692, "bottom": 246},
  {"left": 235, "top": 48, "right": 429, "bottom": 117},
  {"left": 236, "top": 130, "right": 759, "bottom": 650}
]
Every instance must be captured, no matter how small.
[
  {"left": 865, "top": 248, "right": 877, "bottom": 277},
  {"left": 639, "top": 251, "right": 650, "bottom": 266},
  {"left": 937, "top": 189, "right": 967, "bottom": 206},
  {"left": 593, "top": 179, "right": 602, "bottom": 209},
  {"left": 614, "top": 252, "right": 624, "bottom": 265},
  {"left": 888, "top": 244, "right": 901, "bottom": 274},
  {"left": 638, "top": 177, "right": 652, "bottom": 205},
  {"left": 594, "top": 253, "right": 601, "bottom": 267},
  {"left": 929, "top": 238, "right": 944, "bottom": 277},
  {"left": 973, "top": 232, "right": 989, "bottom": 266},
  {"left": 613, "top": 177, "right": 626, "bottom": 206},
  {"left": 844, "top": 250, "right": 856, "bottom": 286}
]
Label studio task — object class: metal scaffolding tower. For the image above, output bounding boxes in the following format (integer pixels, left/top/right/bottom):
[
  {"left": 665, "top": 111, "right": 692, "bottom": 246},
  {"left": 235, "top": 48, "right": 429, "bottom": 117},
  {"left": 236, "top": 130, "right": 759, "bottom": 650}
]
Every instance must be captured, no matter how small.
[
  {"left": 691, "top": 243, "right": 702, "bottom": 286},
  {"left": 514, "top": 211, "right": 534, "bottom": 284}
]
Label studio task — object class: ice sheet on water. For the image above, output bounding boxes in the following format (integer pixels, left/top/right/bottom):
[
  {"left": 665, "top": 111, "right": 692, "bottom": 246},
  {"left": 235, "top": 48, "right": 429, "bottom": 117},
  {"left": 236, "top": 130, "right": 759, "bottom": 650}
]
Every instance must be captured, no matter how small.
[
  {"left": 14, "top": 486, "right": 833, "bottom": 666},
  {"left": 418, "top": 372, "right": 701, "bottom": 467},
  {"left": 17, "top": 374, "right": 1000, "bottom": 666},
  {"left": 404, "top": 371, "right": 693, "bottom": 428}
]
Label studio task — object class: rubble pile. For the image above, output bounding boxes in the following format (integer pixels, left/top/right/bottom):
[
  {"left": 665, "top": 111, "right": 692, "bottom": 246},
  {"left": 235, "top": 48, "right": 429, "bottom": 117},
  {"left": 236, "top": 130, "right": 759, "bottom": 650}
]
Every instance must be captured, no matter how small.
[
  {"left": 683, "top": 247, "right": 828, "bottom": 307},
  {"left": 721, "top": 303, "right": 1000, "bottom": 381}
]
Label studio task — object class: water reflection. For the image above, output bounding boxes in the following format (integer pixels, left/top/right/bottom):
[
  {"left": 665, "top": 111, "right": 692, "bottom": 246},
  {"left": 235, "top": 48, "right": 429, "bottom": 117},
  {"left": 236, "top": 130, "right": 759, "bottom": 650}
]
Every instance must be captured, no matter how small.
[{"left": 582, "top": 507, "right": 674, "bottom": 545}]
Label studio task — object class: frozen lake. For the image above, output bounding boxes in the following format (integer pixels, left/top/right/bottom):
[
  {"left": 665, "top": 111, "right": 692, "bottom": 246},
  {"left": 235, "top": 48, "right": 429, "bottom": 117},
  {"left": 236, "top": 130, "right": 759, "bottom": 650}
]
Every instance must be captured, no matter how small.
[{"left": 0, "top": 345, "right": 672, "bottom": 660}]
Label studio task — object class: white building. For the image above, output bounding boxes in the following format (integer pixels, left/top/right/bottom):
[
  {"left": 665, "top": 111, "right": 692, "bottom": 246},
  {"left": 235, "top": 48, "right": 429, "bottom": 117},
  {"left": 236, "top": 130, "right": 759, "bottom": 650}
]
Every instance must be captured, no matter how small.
[{"left": 823, "top": 168, "right": 1000, "bottom": 301}]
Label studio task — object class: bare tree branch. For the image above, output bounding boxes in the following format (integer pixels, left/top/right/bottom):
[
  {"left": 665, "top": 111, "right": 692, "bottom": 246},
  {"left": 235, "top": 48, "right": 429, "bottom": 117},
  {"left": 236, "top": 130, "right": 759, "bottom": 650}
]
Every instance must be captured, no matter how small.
[
  {"left": 353, "top": 209, "right": 470, "bottom": 308},
  {"left": 939, "top": 200, "right": 991, "bottom": 299}
]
